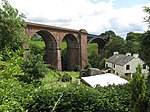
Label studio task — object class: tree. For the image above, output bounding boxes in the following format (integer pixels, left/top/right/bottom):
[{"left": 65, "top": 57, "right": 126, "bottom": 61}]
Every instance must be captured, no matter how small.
[
  {"left": 105, "top": 36, "right": 127, "bottom": 58},
  {"left": 141, "top": 6, "right": 150, "bottom": 68},
  {"left": 141, "top": 30, "right": 150, "bottom": 68},
  {"left": 126, "top": 32, "right": 142, "bottom": 42},
  {"left": 130, "top": 65, "right": 148, "bottom": 112},
  {"left": 0, "top": 0, "right": 28, "bottom": 51},
  {"left": 144, "top": 6, "right": 150, "bottom": 28}
]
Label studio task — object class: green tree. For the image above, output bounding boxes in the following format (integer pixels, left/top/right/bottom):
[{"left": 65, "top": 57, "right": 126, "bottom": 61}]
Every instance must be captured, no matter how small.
[
  {"left": 20, "top": 53, "right": 49, "bottom": 83},
  {"left": 130, "top": 65, "right": 148, "bottom": 112},
  {"left": 126, "top": 32, "right": 142, "bottom": 42},
  {"left": 100, "top": 30, "right": 116, "bottom": 37},
  {"left": 105, "top": 36, "right": 127, "bottom": 58},
  {"left": 144, "top": 6, "right": 150, "bottom": 28},
  {"left": 0, "top": 0, "right": 28, "bottom": 51},
  {"left": 141, "top": 30, "right": 150, "bottom": 68},
  {"left": 141, "top": 6, "right": 150, "bottom": 68}
]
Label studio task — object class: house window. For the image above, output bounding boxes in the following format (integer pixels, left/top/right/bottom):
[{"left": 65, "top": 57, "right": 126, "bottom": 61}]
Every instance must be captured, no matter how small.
[
  {"left": 143, "top": 64, "right": 146, "bottom": 69},
  {"left": 113, "top": 64, "right": 115, "bottom": 68},
  {"left": 126, "top": 65, "right": 130, "bottom": 70},
  {"left": 125, "top": 73, "right": 131, "bottom": 77}
]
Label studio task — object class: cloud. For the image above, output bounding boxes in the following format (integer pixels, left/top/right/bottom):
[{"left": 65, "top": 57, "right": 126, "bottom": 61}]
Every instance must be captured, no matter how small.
[{"left": 4, "top": 0, "right": 150, "bottom": 37}]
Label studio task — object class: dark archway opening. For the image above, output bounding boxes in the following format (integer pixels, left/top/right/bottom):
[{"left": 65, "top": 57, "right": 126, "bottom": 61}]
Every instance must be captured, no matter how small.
[
  {"left": 61, "top": 34, "right": 79, "bottom": 71},
  {"left": 88, "top": 38, "right": 105, "bottom": 55},
  {"left": 31, "top": 31, "right": 57, "bottom": 70},
  {"left": 87, "top": 38, "right": 106, "bottom": 69}
]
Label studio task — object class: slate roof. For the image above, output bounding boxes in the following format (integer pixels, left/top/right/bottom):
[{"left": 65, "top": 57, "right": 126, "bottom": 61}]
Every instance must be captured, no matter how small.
[{"left": 107, "top": 54, "right": 135, "bottom": 66}]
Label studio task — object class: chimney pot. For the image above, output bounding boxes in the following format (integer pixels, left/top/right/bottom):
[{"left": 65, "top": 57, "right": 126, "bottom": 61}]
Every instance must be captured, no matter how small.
[{"left": 126, "top": 53, "right": 131, "bottom": 56}]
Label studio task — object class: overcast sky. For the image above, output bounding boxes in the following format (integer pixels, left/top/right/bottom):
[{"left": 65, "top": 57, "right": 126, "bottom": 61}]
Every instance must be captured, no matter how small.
[{"left": 3, "top": 0, "right": 150, "bottom": 37}]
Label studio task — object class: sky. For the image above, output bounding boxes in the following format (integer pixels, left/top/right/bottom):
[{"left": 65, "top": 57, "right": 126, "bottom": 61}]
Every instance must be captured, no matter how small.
[{"left": 2, "top": 0, "right": 150, "bottom": 37}]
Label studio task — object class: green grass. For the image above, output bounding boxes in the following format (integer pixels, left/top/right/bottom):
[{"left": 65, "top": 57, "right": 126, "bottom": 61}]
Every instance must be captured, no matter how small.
[
  {"left": 87, "top": 43, "right": 98, "bottom": 55},
  {"left": 31, "top": 40, "right": 67, "bottom": 50},
  {"left": 31, "top": 40, "right": 98, "bottom": 55},
  {"left": 31, "top": 41, "right": 45, "bottom": 48}
]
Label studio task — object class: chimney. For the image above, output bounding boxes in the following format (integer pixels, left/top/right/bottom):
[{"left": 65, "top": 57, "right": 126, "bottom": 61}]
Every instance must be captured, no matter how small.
[
  {"left": 113, "top": 52, "right": 119, "bottom": 55},
  {"left": 126, "top": 53, "right": 131, "bottom": 56},
  {"left": 133, "top": 54, "right": 139, "bottom": 58}
]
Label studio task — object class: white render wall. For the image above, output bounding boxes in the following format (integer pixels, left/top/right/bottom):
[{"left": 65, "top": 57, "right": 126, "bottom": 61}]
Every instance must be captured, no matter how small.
[
  {"left": 105, "top": 58, "right": 149, "bottom": 77},
  {"left": 123, "top": 58, "right": 149, "bottom": 75}
]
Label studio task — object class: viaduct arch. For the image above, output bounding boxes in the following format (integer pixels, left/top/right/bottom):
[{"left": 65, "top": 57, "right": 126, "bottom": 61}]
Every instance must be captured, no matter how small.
[
  {"left": 87, "top": 34, "right": 112, "bottom": 54},
  {"left": 25, "top": 22, "right": 87, "bottom": 71}
]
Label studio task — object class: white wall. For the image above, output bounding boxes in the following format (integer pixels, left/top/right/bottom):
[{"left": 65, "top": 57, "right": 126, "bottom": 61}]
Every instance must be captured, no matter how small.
[
  {"left": 106, "top": 58, "right": 149, "bottom": 78},
  {"left": 123, "top": 58, "right": 149, "bottom": 75}
]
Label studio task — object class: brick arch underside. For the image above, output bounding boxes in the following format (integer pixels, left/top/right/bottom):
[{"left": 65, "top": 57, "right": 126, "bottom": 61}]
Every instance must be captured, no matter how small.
[
  {"left": 62, "top": 34, "right": 79, "bottom": 71},
  {"left": 88, "top": 38, "right": 105, "bottom": 54},
  {"left": 35, "top": 31, "right": 58, "bottom": 69}
]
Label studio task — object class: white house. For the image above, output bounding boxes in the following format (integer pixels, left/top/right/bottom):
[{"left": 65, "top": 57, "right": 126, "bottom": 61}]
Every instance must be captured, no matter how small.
[{"left": 105, "top": 52, "right": 149, "bottom": 78}]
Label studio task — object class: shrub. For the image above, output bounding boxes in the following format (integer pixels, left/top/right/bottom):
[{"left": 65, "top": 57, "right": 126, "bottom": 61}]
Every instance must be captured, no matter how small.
[
  {"left": 96, "top": 84, "right": 131, "bottom": 112},
  {"left": 130, "top": 65, "right": 148, "bottom": 112},
  {"left": 20, "top": 53, "right": 49, "bottom": 83},
  {"left": 26, "top": 83, "right": 103, "bottom": 112},
  {"left": 0, "top": 79, "right": 35, "bottom": 112},
  {"left": 84, "top": 62, "right": 92, "bottom": 69},
  {"left": 30, "top": 43, "right": 45, "bottom": 56},
  {"left": 61, "top": 73, "right": 72, "bottom": 82}
]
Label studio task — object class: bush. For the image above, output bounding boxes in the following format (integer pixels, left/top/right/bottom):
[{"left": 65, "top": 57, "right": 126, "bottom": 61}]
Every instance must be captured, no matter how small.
[
  {"left": 95, "top": 84, "right": 131, "bottom": 112},
  {"left": 20, "top": 53, "right": 49, "bottom": 83},
  {"left": 84, "top": 62, "right": 92, "bottom": 69},
  {"left": 0, "top": 79, "right": 35, "bottom": 112},
  {"left": 61, "top": 73, "right": 72, "bottom": 82},
  {"left": 30, "top": 43, "right": 45, "bottom": 56},
  {"left": 25, "top": 83, "right": 131, "bottom": 112},
  {"left": 88, "top": 51, "right": 105, "bottom": 70},
  {"left": 26, "top": 83, "right": 103, "bottom": 112}
]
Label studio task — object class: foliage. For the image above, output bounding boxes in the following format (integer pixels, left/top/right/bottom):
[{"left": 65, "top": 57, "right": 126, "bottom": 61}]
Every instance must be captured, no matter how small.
[
  {"left": 0, "top": 0, "right": 28, "bottom": 51},
  {"left": 100, "top": 30, "right": 116, "bottom": 37},
  {"left": 144, "top": 6, "right": 150, "bottom": 28},
  {"left": 84, "top": 62, "right": 92, "bottom": 69},
  {"left": 88, "top": 51, "right": 106, "bottom": 69},
  {"left": 126, "top": 32, "right": 142, "bottom": 42},
  {"left": 130, "top": 65, "right": 148, "bottom": 112},
  {"left": 141, "top": 30, "right": 150, "bottom": 68},
  {"left": 61, "top": 48, "right": 67, "bottom": 71},
  {"left": 24, "top": 83, "right": 131, "bottom": 112},
  {"left": 61, "top": 73, "right": 72, "bottom": 82},
  {"left": 0, "top": 49, "right": 24, "bottom": 79},
  {"left": 105, "top": 36, "right": 127, "bottom": 58},
  {"left": 96, "top": 84, "right": 131, "bottom": 112},
  {"left": 20, "top": 53, "right": 49, "bottom": 83},
  {"left": 31, "top": 33, "right": 43, "bottom": 41},
  {"left": 88, "top": 51, "right": 100, "bottom": 68},
  {"left": 126, "top": 40, "right": 141, "bottom": 54},
  {"left": 125, "top": 32, "right": 142, "bottom": 54},
  {"left": 30, "top": 43, "right": 45, "bottom": 56},
  {"left": 0, "top": 78, "right": 35, "bottom": 112}
]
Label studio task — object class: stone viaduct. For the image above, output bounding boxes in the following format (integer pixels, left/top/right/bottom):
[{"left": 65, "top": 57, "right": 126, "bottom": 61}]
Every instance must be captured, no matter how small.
[{"left": 25, "top": 22, "right": 110, "bottom": 71}]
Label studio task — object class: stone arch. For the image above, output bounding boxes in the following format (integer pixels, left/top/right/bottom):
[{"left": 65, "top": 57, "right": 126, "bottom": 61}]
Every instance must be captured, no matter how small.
[
  {"left": 32, "top": 30, "right": 58, "bottom": 70},
  {"left": 61, "top": 34, "right": 79, "bottom": 71},
  {"left": 88, "top": 37, "right": 106, "bottom": 54}
]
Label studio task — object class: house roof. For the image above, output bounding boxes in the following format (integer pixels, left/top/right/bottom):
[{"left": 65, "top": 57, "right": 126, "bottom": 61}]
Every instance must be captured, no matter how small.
[
  {"left": 107, "top": 54, "right": 135, "bottom": 66},
  {"left": 81, "top": 73, "right": 128, "bottom": 87}
]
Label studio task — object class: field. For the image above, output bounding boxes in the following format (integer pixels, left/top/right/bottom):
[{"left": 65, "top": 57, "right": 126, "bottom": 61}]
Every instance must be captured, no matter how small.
[{"left": 31, "top": 40, "right": 98, "bottom": 55}]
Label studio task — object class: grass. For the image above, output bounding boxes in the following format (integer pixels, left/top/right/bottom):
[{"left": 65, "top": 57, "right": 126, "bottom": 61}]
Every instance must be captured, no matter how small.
[
  {"left": 31, "top": 40, "right": 67, "bottom": 50},
  {"left": 41, "top": 70, "right": 80, "bottom": 86},
  {"left": 87, "top": 43, "right": 98, "bottom": 55},
  {"left": 31, "top": 40, "right": 98, "bottom": 55},
  {"left": 31, "top": 41, "right": 45, "bottom": 48}
]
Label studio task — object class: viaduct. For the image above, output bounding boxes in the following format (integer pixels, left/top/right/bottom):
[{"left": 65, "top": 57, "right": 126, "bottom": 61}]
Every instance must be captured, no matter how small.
[{"left": 25, "top": 22, "right": 111, "bottom": 71}]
